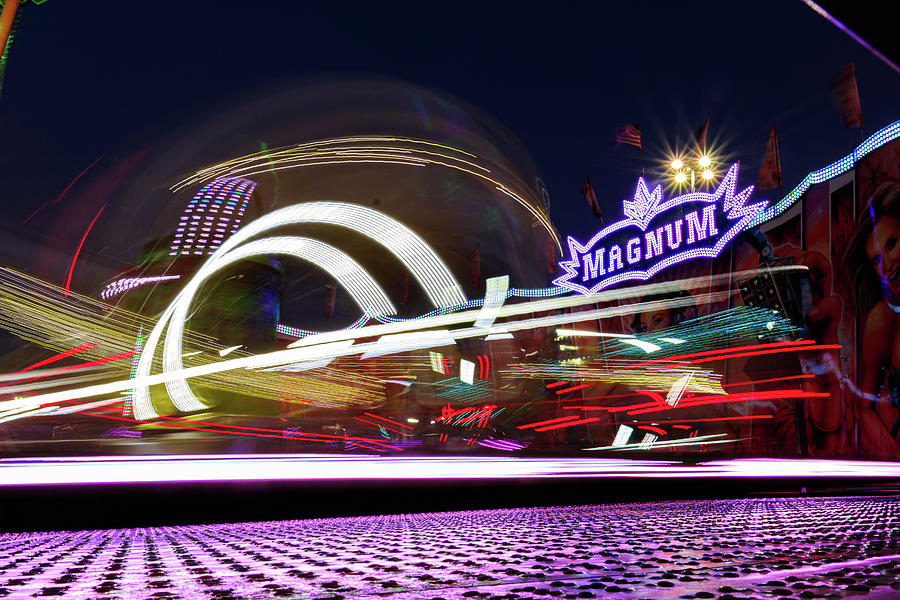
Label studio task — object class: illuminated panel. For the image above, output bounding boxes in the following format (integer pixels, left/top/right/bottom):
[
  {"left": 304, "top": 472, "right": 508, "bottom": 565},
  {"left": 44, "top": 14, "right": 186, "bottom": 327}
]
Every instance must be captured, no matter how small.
[
  {"left": 276, "top": 315, "right": 369, "bottom": 340},
  {"left": 612, "top": 425, "right": 633, "bottom": 447},
  {"left": 554, "top": 120, "right": 900, "bottom": 295},
  {"left": 460, "top": 359, "right": 475, "bottom": 385},
  {"left": 555, "top": 163, "right": 766, "bottom": 295},
  {"left": 99, "top": 274, "right": 181, "bottom": 301},
  {"left": 169, "top": 177, "right": 256, "bottom": 256}
]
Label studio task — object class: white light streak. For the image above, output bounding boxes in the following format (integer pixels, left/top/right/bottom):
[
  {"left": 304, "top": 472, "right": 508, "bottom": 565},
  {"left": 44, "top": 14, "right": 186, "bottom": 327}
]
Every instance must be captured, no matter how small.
[
  {"left": 474, "top": 276, "right": 509, "bottom": 328},
  {"left": 460, "top": 359, "right": 475, "bottom": 385},
  {"left": 135, "top": 203, "right": 464, "bottom": 419},
  {"left": 5, "top": 266, "right": 805, "bottom": 419},
  {"left": 612, "top": 425, "right": 633, "bottom": 447},
  {"left": 665, "top": 373, "right": 692, "bottom": 407},
  {"left": 5, "top": 286, "right": 739, "bottom": 416},
  {"left": 638, "top": 433, "right": 658, "bottom": 449},
  {"left": 556, "top": 329, "right": 635, "bottom": 338},
  {"left": 620, "top": 339, "right": 662, "bottom": 353}
]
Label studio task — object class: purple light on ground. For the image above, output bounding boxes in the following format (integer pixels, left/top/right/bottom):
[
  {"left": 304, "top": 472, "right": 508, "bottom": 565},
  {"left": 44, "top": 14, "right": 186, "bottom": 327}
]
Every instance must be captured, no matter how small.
[{"left": 1, "top": 497, "right": 899, "bottom": 598}]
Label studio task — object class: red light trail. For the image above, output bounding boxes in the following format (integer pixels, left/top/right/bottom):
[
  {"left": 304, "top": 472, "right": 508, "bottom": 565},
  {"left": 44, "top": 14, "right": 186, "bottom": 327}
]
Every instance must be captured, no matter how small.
[
  {"left": 354, "top": 416, "right": 408, "bottom": 435},
  {"left": 626, "top": 340, "right": 816, "bottom": 369},
  {"left": 363, "top": 412, "right": 414, "bottom": 430},
  {"left": 62, "top": 204, "right": 106, "bottom": 297},
  {"left": 533, "top": 417, "right": 602, "bottom": 431},
  {"left": 517, "top": 415, "right": 581, "bottom": 430},
  {"left": 625, "top": 390, "right": 830, "bottom": 415},
  {"left": 647, "top": 344, "right": 840, "bottom": 372},
  {"left": 16, "top": 350, "right": 137, "bottom": 384},
  {"left": 21, "top": 154, "right": 105, "bottom": 225},
  {"left": 555, "top": 383, "right": 591, "bottom": 395},
  {"left": 12, "top": 342, "right": 97, "bottom": 374},
  {"left": 722, "top": 374, "right": 815, "bottom": 388}
]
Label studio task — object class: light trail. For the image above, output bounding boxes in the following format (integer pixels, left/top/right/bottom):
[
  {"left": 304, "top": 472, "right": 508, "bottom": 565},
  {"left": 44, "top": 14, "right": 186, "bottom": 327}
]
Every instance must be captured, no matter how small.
[
  {"left": 0, "top": 288, "right": 735, "bottom": 417},
  {"left": 168, "top": 136, "right": 562, "bottom": 253},
  {"left": 0, "top": 266, "right": 804, "bottom": 422},
  {"left": 625, "top": 339, "right": 816, "bottom": 369},
  {"left": 363, "top": 412, "right": 414, "bottom": 430},
  {"left": 62, "top": 204, "right": 105, "bottom": 298},
  {"left": 21, "top": 154, "right": 105, "bottom": 225},
  {"left": 11, "top": 342, "right": 97, "bottom": 375},
  {"left": 624, "top": 390, "right": 831, "bottom": 416},
  {"left": 647, "top": 343, "right": 841, "bottom": 371},
  {"left": 517, "top": 415, "right": 581, "bottom": 430},
  {"left": 135, "top": 202, "right": 466, "bottom": 419},
  {"left": 1, "top": 455, "right": 899, "bottom": 485},
  {"left": 14, "top": 350, "right": 137, "bottom": 384},
  {"left": 533, "top": 417, "right": 603, "bottom": 432},
  {"left": 722, "top": 374, "right": 815, "bottom": 388}
]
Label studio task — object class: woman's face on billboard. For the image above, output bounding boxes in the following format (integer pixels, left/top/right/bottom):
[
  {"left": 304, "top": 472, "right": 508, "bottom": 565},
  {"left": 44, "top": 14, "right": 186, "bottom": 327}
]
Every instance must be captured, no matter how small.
[
  {"left": 866, "top": 213, "right": 900, "bottom": 298},
  {"left": 633, "top": 308, "right": 671, "bottom": 333}
]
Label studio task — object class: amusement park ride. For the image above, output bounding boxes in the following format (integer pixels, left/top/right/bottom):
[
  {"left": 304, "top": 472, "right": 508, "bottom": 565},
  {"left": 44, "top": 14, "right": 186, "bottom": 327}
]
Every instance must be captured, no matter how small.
[{"left": 0, "top": 118, "right": 898, "bottom": 490}]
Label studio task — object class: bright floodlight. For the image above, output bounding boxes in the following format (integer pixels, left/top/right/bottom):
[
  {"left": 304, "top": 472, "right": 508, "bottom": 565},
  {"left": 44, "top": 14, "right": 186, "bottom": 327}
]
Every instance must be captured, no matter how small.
[
  {"left": 701, "top": 169, "right": 714, "bottom": 180},
  {"left": 698, "top": 155, "right": 712, "bottom": 168},
  {"left": 671, "top": 158, "right": 684, "bottom": 170},
  {"left": 674, "top": 172, "right": 687, "bottom": 184}
]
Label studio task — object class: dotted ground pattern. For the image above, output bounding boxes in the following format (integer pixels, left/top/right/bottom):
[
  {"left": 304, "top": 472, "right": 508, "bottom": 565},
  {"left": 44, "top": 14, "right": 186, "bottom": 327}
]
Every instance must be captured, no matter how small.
[{"left": 1, "top": 496, "right": 899, "bottom": 599}]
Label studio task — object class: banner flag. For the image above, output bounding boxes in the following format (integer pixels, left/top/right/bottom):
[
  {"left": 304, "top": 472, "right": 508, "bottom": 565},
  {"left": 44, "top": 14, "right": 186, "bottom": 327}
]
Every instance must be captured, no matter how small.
[
  {"left": 756, "top": 124, "right": 783, "bottom": 191},
  {"left": 581, "top": 177, "right": 603, "bottom": 220},
  {"left": 694, "top": 112, "right": 710, "bottom": 151},
  {"left": 324, "top": 283, "right": 337, "bottom": 317},
  {"left": 829, "top": 60, "right": 863, "bottom": 129}
]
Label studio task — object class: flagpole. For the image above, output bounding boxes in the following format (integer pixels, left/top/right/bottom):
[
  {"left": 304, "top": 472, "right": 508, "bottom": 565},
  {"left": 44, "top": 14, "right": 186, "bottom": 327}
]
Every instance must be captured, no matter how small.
[
  {"left": 638, "top": 122, "right": 644, "bottom": 175},
  {"left": 773, "top": 124, "right": 783, "bottom": 195}
]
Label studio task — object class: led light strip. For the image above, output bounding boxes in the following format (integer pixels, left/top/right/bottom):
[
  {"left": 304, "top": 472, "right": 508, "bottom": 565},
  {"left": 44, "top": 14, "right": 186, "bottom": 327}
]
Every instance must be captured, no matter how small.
[
  {"left": 170, "top": 177, "right": 255, "bottom": 256},
  {"left": 750, "top": 119, "right": 900, "bottom": 227},
  {"left": 100, "top": 275, "right": 182, "bottom": 301}
]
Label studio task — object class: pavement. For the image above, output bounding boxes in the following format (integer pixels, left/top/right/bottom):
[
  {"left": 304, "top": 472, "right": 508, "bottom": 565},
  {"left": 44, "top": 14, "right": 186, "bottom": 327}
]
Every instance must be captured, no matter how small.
[{"left": 1, "top": 496, "right": 899, "bottom": 599}]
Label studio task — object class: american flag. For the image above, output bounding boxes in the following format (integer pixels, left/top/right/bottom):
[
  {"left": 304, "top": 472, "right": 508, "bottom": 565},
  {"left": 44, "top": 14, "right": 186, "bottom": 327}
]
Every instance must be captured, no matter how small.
[{"left": 613, "top": 123, "right": 642, "bottom": 149}]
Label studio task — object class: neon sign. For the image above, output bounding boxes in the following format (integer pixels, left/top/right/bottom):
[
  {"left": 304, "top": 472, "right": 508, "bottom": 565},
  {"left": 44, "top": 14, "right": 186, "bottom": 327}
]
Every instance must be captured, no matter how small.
[{"left": 554, "top": 163, "right": 767, "bottom": 295}]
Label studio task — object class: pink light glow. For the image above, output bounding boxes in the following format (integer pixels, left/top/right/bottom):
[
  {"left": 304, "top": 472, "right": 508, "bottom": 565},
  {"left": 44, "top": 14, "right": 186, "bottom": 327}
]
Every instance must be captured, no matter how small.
[{"left": 0, "top": 455, "right": 898, "bottom": 486}]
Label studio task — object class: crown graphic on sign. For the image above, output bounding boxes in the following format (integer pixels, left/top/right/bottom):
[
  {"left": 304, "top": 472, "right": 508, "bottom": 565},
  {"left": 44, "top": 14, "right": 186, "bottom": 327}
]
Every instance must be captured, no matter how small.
[{"left": 554, "top": 163, "right": 767, "bottom": 295}]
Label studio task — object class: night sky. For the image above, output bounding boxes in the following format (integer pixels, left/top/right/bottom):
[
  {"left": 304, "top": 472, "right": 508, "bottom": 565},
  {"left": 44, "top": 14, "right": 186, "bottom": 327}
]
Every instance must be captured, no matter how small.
[{"left": 1, "top": 0, "right": 899, "bottom": 276}]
